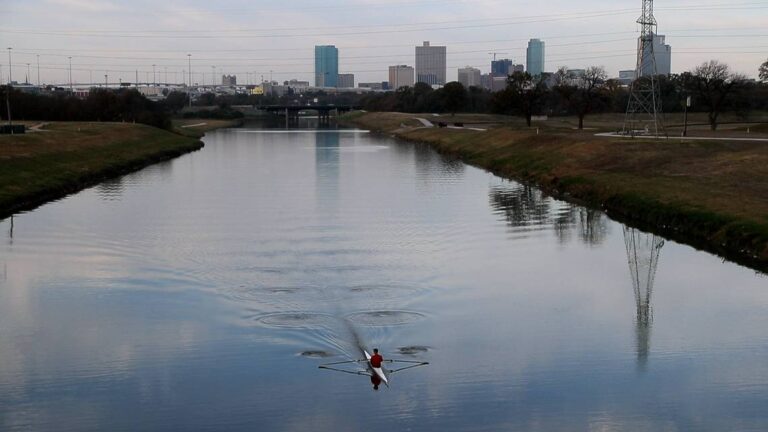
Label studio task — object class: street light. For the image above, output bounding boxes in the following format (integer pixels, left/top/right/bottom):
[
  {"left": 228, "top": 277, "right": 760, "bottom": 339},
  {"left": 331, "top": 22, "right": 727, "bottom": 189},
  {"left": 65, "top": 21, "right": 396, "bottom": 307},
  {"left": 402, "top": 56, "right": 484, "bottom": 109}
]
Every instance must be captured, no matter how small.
[
  {"left": 187, "top": 54, "right": 192, "bottom": 108},
  {"left": 68, "top": 56, "right": 73, "bottom": 93},
  {"left": 7, "top": 47, "right": 12, "bottom": 83}
]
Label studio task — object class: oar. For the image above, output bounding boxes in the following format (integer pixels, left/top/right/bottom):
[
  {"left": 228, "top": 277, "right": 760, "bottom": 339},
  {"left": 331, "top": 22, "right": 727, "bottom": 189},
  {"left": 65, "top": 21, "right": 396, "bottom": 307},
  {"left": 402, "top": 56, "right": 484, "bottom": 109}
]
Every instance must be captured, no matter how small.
[
  {"left": 387, "top": 362, "right": 429, "bottom": 374},
  {"left": 318, "top": 365, "right": 371, "bottom": 377},
  {"left": 384, "top": 359, "right": 430, "bottom": 364},
  {"left": 319, "top": 359, "right": 367, "bottom": 366}
]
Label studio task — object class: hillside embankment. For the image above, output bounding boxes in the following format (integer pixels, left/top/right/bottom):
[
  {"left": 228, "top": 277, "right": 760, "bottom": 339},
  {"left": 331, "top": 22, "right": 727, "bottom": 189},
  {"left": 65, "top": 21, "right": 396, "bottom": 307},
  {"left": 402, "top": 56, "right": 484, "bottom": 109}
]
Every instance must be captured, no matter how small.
[
  {"left": 348, "top": 111, "right": 768, "bottom": 271},
  {"left": 0, "top": 122, "right": 206, "bottom": 220}
]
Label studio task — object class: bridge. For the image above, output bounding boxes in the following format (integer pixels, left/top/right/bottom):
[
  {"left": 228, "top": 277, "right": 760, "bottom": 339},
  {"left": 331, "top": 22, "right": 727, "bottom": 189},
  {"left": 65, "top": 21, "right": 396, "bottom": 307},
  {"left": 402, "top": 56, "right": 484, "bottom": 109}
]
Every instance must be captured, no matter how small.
[{"left": 258, "top": 105, "right": 359, "bottom": 122}]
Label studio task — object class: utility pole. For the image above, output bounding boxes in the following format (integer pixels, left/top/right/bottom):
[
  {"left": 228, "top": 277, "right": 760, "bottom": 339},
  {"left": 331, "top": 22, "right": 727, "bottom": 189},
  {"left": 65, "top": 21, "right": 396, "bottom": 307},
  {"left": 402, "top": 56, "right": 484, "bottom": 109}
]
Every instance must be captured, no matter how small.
[
  {"left": 152, "top": 64, "right": 156, "bottom": 85},
  {"left": 68, "top": 56, "right": 73, "bottom": 93},
  {"left": 26, "top": 63, "right": 30, "bottom": 84},
  {"left": 212, "top": 65, "right": 215, "bottom": 86},
  {"left": 7, "top": 47, "right": 12, "bottom": 83},
  {"left": 105, "top": 73, "right": 108, "bottom": 88},
  {"left": 6, "top": 47, "right": 13, "bottom": 132},
  {"left": 623, "top": 0, "right": 664, "bottom": 136},
  {"left": 135, "top": 70, "right": 138, "bottom": 87},
  {"left": 36, "top": 54, "right": 40, "bottom": 86},
  {"left": 187, "top": 54, "right": 192, "bottom": 108}
]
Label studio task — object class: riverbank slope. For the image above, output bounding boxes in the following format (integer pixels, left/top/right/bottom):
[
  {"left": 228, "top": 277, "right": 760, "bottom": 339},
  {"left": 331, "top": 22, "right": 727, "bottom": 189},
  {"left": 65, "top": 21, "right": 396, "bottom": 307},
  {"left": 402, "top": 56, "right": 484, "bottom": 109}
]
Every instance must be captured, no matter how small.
[
  {"left": 0, "top": 122, "right": 204, "bottom": 220},
  {"left": 348, "top": 112, "right": 768, "bottom": 270}
]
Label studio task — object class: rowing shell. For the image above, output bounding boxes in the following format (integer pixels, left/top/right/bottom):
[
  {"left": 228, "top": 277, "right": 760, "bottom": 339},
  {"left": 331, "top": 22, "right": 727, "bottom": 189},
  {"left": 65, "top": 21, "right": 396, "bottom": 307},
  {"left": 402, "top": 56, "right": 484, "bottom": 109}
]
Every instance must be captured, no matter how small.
[{"left": 364, "top": 350, "right": 388, "bottom": 385}]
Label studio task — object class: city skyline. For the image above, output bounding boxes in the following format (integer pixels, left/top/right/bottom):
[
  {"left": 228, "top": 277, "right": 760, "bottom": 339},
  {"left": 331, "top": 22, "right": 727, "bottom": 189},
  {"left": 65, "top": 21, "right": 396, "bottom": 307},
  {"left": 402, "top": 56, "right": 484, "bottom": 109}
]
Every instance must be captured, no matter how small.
[{"left": 0, "top": 0, "right": 766, "bottom": 85}]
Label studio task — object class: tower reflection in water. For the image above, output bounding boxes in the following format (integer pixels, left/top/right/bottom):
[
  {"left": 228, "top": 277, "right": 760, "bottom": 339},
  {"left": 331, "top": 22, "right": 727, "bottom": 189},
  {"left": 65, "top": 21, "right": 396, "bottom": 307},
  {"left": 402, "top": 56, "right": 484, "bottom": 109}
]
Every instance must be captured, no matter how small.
[{"left": 623, "top": 227, "right": 664, "bottom": 370}]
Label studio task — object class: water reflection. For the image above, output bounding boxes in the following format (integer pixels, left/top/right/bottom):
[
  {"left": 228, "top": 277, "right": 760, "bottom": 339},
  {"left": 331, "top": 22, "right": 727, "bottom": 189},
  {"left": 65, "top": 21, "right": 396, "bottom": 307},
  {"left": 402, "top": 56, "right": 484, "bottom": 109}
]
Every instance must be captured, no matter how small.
[
  {"left": 623, "top": 227, "right": 665, "bottom": 369},
  {"left": 96, "top": 178, "right": 125, "bottom": 201},
  {"left": 315, "top": 131, "right": 340, "bottom": 205},
  {"left": 490, "top": 183, "right": 609, "bottom": 246}
]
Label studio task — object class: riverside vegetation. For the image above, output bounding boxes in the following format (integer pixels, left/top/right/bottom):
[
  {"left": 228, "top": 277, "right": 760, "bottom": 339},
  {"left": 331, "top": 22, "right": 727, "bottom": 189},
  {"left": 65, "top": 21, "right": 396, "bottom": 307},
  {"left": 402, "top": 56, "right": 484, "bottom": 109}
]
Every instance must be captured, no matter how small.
[
  {"left": 348, "top": 111, "right": 768, "bottom": 271},
  {"left": 0, "top": 122, "right": 203, "bottom": 220}
]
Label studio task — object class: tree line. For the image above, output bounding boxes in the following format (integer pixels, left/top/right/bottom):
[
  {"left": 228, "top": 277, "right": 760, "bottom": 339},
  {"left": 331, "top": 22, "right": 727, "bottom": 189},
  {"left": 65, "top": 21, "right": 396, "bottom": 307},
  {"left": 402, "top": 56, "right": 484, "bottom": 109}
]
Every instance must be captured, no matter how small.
[
  {"left": 362, "top": 59, "right": 768, "bottom": 131},
  {"left": 0, "top": 87, "right": 173, "bottom": 129}
]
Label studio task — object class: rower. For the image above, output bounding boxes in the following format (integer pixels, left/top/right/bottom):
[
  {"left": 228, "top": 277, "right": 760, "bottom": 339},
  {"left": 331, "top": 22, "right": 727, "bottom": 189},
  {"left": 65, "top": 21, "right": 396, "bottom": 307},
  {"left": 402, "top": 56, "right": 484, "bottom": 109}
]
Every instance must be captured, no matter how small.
[{"left": 370, "top": 348, "right": 383, "bottom": 368}]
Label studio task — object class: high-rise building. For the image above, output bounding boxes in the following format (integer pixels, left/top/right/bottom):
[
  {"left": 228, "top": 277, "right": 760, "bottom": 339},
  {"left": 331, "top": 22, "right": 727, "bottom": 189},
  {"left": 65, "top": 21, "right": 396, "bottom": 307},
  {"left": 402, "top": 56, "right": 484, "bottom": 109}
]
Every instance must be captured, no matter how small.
[
  {"left": 389, "top": 65, "right": 415, "bottom": 89},
  {"left": 458, "top": 66, "right": 482, "bottom": 88},
  {"left": 491, "top": 59, "right": 524, "bottom": 77},
  {"left": 640, "top": 34, "right": 672, "bottom": 77},
  {"left": 338, "top": 73, "right": 355, "bottom": 88},
  {"left": 315, "top": 45, "right": 339, "bottom": 87},
  {"left": 415, "top": 41, "right": 447, "bottom": 86},
  {"left": 618, "top": 70, "right": 637, "bottom": 85},
  {"left": 526, "top": 39, "right": 546, "bottom": 76}
]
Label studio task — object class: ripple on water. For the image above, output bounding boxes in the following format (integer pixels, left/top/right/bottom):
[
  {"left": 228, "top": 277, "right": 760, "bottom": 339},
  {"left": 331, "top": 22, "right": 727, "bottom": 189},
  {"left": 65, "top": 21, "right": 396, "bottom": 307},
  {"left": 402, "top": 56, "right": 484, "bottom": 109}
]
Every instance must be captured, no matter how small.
[
  {"left": 298, "top": 350, "right": 334, "bottom": 358},
  {"left": 345, "top": 310, "right": 426, "bottom": 327},
  {"left": 397, "top": 346, "right": 431, "bottom": 355},
  {"left": 253, "top": 312, "right": 337, "bottom": 329},
  {"left": 224, "top": 285, "right": 310, "bottom": 302},
  {"left": 343, "top": 283, "right": 425, "bottom": 301}
]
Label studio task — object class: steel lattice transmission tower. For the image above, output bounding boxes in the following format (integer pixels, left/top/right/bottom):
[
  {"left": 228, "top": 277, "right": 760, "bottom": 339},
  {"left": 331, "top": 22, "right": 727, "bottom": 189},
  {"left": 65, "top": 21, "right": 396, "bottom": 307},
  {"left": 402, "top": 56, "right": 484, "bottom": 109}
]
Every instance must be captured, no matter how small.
[
  {"left": 623, "top": 227, "right": 664, "bottom": 369},
  {"left": 623, "top": 0, "right": 664, "bottom": 136}
]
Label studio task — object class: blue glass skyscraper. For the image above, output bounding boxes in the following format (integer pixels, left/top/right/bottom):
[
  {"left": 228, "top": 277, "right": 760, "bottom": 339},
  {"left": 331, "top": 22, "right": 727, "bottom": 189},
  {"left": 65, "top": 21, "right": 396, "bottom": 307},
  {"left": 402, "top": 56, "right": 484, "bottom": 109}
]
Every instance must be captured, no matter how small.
[
  {"left": 315, "top": 45, "right": 339, "bottom": 87},
  {"left": 526, "top": 39, "right": 545, "bottom": 77}
]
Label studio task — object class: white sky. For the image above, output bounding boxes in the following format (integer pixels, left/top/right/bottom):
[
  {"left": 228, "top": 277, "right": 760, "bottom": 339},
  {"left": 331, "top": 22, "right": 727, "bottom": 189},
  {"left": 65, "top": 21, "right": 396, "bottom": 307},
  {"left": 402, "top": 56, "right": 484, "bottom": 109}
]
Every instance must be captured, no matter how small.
[{"left": 0, "top": 0, "right": 766, "bottom": 85}]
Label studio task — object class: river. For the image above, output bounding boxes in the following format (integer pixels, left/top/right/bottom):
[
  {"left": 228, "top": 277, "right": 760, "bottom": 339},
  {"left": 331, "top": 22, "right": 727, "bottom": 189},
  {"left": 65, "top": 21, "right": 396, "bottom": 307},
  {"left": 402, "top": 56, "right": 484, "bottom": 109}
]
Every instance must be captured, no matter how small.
[{"left": 1, "top": 120, "right": 767, "bottom": 431}]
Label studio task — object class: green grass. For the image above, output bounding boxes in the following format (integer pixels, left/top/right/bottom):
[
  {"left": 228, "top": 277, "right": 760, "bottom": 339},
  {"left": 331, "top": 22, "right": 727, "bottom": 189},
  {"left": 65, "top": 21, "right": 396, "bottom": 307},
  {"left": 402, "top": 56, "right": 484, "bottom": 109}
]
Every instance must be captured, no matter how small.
[{"left": 0, "top": 122, "right": 203, "bottom": 219}]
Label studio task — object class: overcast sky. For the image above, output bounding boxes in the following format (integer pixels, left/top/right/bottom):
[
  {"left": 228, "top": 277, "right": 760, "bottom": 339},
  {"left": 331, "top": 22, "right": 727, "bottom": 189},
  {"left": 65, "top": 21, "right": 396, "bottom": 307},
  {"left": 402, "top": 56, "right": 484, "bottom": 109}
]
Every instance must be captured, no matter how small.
[{"left": 1, "top": 0, "right": 766, "bottom": 85}]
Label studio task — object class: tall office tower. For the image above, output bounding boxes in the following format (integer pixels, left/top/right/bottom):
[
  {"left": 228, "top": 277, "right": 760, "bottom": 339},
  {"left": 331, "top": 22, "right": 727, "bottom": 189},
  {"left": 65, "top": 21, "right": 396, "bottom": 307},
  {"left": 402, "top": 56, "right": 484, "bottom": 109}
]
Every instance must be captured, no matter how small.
[
  {"left": 315, "top": 45, "right": 339, "bottom": 87},
  {"left": 389, "top": 65, "right": 415, "bottom": 89},
  {"left": 458, "top": 66, "right": 482, "bottom": 88},
  {"left": 526, "top": 39, "right": 545, "bottom": 76},
  {"left": 641, "top": 34, "right": 671, "bottom": 76},
  {"left": 491, "top": 59, "right": 524, "bottom": 77},
  {"left": 415, "top": 41, "right": 447, "bottom": 86},
  {"left": 338, "top": 74, "right": 355, "bottom": 88}
]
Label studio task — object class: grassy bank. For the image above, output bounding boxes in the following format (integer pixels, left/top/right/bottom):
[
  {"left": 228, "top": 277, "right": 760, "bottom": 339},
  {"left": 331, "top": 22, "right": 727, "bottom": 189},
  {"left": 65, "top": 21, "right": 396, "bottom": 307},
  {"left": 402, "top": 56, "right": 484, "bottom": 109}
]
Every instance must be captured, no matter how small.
[
  {"left": 171, "top": 118, "right": 244, "bottom": 138},
  {"left": 0, "top": 122, "right": 204, "bottom": 219},
  {"left": 349, "top": 112, "right": 768, "bottom": 271}
]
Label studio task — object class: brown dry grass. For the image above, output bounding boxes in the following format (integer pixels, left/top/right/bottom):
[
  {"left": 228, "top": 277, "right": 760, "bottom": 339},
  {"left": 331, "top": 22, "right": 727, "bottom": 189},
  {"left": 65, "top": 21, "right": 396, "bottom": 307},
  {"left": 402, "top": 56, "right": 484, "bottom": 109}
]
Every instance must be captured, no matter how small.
[{"left": 353, "top": 112, "right": 768, "bottom": 268}]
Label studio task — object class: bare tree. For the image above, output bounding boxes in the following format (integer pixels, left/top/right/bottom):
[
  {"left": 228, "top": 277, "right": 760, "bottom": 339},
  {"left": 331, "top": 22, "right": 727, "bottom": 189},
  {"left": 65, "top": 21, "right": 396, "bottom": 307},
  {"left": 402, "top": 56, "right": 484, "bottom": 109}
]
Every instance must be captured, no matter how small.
[
  {"left": 555, "top": 66, "right": 608, "bottom": 130},
  {"left": 682, "top": 60, "right": 746, "bottom": 131},
  {"left": 760, "top": 58, "right": 768, "bottom": 83},
  {"left": 498, "top": 71, "right": 548, "bottom": 127}
]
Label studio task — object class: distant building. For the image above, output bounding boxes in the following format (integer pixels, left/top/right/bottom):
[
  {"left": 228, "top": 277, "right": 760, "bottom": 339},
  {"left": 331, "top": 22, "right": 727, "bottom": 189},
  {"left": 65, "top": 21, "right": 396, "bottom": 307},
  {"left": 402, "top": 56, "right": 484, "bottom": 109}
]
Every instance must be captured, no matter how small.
[
  {"left": 221, "top": 75, "right": 237, "bottom": 86},
  {"left": 458, "top": 66, "right": 482, "bottom": 88},
  {"left": 389, "top": 65, "right": 415, "bottom": 89},
  {"left": 491, "top": 76, "right": 508, "bottom": 92},
  {"left": 618, "top": 70, "right": 637, "bottom": 85},
  {"left": 315, "top": 45, "right": 339, "bottom": 87},
  {"left": 641, "top": 34, "right": 672, "bottom": 77},
  {"left": 359, "top": 82, "right": 389, "bottom": 91},
  {"left": 491, "top": 59, "right": 524, "bottom": 77},
  {"left": 284, "top": 79, "right": 310, "bottom": 92},
  {"left": 415, "top": 41, "right": 446, "bottom": 86},
  {"left": 338, "top": 73, "right": 355, "bottom": 88},
  {"left": 526, "top": 39, "right": 546, "bottom": 76}
]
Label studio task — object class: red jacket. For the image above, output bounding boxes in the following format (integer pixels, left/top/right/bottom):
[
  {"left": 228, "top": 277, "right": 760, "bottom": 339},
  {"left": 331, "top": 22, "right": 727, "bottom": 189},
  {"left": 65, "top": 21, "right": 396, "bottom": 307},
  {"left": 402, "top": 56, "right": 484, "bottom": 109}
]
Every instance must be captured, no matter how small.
[{"left": 370, "top": 354, "right": 383, "bottom": 368}]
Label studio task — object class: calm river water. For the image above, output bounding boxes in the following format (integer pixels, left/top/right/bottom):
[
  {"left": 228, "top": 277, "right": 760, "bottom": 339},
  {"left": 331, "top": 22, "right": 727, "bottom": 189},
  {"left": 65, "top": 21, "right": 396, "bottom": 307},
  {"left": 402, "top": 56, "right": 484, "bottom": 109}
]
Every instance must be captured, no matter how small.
[{"left": 1, "top": 120, "right": 767, "bottom": 431}]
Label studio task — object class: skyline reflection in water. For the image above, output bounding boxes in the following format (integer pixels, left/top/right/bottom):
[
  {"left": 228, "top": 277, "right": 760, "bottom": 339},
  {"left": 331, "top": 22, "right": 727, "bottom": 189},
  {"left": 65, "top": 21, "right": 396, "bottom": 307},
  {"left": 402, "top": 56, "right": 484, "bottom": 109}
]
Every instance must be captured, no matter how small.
[{"left": 0, "top": 121, "right": 767, "bottom": 431}]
